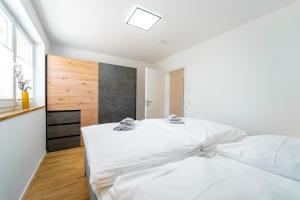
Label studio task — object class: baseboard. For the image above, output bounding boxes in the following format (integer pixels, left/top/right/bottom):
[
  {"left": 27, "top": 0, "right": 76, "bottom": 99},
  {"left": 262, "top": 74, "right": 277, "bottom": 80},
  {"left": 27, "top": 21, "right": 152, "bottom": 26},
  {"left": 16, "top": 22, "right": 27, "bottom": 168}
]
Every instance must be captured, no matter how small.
[{"left": 18, "top": 151, "right": 46, "bottom": 200}]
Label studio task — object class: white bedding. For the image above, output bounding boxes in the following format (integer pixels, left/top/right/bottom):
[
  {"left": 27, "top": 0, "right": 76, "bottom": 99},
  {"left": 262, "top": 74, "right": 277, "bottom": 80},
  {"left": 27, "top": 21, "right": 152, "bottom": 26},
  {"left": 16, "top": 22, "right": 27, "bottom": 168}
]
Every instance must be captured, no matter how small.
[
  {"left": 144, "top": 118, "right": 247, "bottom": 147},
  {"left": 82, "top": 118, "right": 246, "bottom": 193},
  {"left": 218, "top": 135, "right": 300, "bottom": 181},
  {"left": 99, "top": 155, "right": 300, "bottom": 200}
]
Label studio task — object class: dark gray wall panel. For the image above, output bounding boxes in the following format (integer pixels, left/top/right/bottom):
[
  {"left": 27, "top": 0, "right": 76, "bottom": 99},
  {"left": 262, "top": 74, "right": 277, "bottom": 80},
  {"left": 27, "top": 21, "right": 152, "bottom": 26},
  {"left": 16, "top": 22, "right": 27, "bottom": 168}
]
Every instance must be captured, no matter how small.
[{"left": 99, "top": 63, "right": 136, "bottom": 123}]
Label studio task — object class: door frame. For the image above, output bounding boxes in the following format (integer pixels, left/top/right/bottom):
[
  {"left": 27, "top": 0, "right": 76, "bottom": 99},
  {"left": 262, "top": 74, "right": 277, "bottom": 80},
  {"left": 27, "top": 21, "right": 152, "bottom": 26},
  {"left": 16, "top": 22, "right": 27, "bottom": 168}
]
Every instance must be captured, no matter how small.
[
  {"left": 167, "top": 66, "right": 187, "bottom": 118},
  {"left": 144, "top": 66, "right": 188, "bottom": 119},
  {"left": 183, "top": 65, "right": 188, "bottom": 117}
]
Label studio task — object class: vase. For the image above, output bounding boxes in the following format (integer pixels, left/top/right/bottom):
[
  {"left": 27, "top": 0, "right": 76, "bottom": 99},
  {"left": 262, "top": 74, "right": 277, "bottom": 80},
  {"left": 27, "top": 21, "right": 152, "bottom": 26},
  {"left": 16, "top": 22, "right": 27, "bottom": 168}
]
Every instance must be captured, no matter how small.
[{"left": 22, "top": 91, "right": 29, "bottom": 109}]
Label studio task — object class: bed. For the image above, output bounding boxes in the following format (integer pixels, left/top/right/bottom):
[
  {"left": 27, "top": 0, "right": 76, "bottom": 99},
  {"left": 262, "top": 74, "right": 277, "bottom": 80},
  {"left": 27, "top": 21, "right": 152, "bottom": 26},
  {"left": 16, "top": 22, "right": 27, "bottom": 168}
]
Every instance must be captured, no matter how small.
[
  {"left": 82, "top": 119, "right": 300, "bottom": 200},
  {"left": 98, "top": 155, "right": 300, "bottom": 200}
]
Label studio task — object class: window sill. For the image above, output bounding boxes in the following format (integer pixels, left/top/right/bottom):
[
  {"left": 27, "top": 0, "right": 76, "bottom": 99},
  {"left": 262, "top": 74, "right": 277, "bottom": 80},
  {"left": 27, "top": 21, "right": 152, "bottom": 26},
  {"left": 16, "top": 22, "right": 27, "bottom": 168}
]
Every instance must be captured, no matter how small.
[{"left": 0, "top": 106, "right": 45, "bottom": 122}]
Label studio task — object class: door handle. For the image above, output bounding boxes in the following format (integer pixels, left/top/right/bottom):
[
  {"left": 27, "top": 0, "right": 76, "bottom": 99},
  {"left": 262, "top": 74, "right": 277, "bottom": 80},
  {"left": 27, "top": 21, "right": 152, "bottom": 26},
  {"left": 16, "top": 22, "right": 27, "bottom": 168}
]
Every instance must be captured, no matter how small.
[{"left": 146, "top": 100, "right": 152, "bottom": 106}]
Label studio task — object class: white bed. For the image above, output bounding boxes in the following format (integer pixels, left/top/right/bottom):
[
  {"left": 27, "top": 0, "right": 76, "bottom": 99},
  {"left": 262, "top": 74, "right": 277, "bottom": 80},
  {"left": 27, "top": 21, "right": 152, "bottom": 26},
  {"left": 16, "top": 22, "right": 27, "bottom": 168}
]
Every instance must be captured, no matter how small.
[
  {"left": 99, "top": 155, "right": 300, "bottom": 200},
  {"left": 82, "top": 118, "right": 300, "bottom": 200},
  {"left": 82, "top": 118, "right": 246, "bottom": 194}
]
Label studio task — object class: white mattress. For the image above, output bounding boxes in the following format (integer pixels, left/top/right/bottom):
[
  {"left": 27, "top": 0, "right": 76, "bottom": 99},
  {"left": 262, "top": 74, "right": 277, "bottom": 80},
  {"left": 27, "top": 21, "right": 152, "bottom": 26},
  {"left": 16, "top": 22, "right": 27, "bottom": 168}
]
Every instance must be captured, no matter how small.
[
  {"left": 83, "top": 120, "right": 203, "bottom": 194},
  {"left": 82, "top": 118, "right": 246, "bottom": 194},
  {"left": 98, "top": 155, "right": 300, "bottom": 200}
]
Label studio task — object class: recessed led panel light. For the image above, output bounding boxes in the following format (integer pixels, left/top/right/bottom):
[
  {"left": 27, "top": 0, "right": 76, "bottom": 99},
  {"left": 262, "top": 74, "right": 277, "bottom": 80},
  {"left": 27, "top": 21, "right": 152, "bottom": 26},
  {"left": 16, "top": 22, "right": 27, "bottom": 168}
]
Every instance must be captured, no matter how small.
[{"left": 126, "top": 7, "right": 161, "bottom": 31}]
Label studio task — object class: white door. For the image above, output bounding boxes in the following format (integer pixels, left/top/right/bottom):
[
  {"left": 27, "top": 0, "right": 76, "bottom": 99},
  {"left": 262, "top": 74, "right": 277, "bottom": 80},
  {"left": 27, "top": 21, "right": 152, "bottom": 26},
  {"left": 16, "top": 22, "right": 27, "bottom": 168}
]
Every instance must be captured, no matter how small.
[{"left": 145, "top": 67, "right": 165, "bottom": 119}]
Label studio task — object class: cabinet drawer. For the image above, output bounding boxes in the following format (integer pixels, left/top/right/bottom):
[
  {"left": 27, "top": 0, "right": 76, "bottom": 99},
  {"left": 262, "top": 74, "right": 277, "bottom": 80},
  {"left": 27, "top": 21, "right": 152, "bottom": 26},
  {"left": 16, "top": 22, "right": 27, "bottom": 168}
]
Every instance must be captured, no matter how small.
[
  {"left": 47, "top": 136, "right": 80, "bottom": 152},
  {"left": 47, "top": 124, "right": 80, "bottom": 139},
  {"left": 47, "top": 111, "right": 80, "bottom": 125}
]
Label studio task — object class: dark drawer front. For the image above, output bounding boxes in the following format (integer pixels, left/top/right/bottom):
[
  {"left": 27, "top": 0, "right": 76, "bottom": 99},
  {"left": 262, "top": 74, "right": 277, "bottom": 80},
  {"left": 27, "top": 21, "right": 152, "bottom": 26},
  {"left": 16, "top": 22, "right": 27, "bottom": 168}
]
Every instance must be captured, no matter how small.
[
  {"left": 47, "top": 124, "right": 80, "bottom": 139},
  {"left": 47, "top": 136, "right": 80, "bottom": 152},
  {"left": 47, "top": 111, "right": 80, "bottom": 125}
]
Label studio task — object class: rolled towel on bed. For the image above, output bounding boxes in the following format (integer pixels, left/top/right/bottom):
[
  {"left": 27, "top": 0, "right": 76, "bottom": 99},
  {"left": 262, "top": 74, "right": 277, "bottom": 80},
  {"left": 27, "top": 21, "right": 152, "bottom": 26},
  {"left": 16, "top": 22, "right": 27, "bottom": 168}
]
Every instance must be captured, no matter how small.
[
  {"left": 120, "top": 118, "right": 134, "bottom": 126},
  {"left": 168, "top": 114, "right": 180, "bottom": 121},
  {"left": 113, "top": 118, "right": 135, "bottom": 131},
  {"left": 168, "top": 114, "right": 184, "bottom": 124}
]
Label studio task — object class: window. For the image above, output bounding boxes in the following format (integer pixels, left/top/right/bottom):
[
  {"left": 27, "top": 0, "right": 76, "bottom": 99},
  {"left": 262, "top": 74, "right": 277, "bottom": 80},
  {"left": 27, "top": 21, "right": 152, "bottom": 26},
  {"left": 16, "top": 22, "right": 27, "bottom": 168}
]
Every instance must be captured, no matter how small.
[
  {"left": 0, "top": 6, "right": 13, "bottom": 108},
  {"left": 0, "top": 3, "right": 34, "bottom": 112},
  {"left": 16, "top": 28, "right": 34, "bottom": 99}
]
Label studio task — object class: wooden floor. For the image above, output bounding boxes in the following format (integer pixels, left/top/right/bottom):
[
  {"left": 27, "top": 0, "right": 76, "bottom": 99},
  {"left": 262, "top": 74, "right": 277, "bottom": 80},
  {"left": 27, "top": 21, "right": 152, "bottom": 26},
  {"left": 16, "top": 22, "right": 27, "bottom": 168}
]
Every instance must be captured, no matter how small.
[{"left": 24, "top": 147, "right": 89, "bottom": 200}]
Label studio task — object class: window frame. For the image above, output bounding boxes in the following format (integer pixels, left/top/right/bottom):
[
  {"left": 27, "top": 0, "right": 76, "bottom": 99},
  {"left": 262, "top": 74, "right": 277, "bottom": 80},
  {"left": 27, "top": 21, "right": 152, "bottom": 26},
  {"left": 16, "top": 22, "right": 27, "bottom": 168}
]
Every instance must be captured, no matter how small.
[
  {"left": 15, "top": 23, "right": 35, "bottom": 102},
  {"left": 16, "top": 23, "right": 34, "bottom": 65},
  {"left": 0, "top": 2, "right": 12, "bottom": 49},
  {"left": 0, "top": 2, "right": 35, "bottom": 112}
]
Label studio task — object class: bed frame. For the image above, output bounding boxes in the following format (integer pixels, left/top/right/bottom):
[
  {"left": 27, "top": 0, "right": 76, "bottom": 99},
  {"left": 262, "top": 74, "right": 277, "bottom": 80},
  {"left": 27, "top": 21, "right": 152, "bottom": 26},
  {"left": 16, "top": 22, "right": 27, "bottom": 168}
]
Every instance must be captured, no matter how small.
[{"left": 84, "top": 148, "right": 99, "bottom": 200}]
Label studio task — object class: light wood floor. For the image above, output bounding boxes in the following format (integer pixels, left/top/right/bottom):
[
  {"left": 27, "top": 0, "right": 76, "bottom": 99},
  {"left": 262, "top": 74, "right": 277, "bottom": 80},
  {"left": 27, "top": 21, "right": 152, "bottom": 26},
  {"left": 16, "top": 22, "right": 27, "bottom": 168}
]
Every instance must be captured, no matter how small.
[{"left": 24, "top": 147, "right": 89, "bottom": 200}]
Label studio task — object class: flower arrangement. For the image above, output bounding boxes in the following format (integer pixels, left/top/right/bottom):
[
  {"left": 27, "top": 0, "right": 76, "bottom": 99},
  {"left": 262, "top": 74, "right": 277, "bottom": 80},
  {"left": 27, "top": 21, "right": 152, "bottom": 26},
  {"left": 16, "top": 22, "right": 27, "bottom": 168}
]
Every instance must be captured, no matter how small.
[
  {"left": 15, "top": 64, "right": 31, "bottom": 109},
  {"left": 15, "top": 64, "right": 31, "bottom": 92}
]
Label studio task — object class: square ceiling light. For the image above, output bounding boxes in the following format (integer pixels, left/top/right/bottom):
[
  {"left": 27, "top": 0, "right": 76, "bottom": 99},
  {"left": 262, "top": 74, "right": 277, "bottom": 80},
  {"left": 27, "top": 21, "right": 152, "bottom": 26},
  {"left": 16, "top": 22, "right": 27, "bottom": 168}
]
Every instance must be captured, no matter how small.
[{"left": 126, "top": 7, "right": 161, "bottom": 31}]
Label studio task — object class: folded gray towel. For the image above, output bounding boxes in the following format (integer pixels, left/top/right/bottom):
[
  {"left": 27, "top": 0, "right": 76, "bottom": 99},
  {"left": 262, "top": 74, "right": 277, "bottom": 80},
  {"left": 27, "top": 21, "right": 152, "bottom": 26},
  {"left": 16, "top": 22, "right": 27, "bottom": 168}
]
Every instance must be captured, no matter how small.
[
  {"left": 169, "top": 120, "right": 184, "bottom": 124},
  {"left": 168, "top": 114, "right": 181, "bottom": 121},
  {"left": 113, "top": 124, "right": 135, "bottom": 131},
  {"left": 120, "top": 118, "right": 134, "bottom": 126},
  {"left": 167, "top": 114, "right": 184, "bottom": 124},
  {"left": 168, "top": 114, "right": 176, "bottom": 118},
  {"left": 113, "top": 118, "right": 135, "bottom": 131},
  {"left": 169, "top": 117, "right": 181, "bottom": 121}
]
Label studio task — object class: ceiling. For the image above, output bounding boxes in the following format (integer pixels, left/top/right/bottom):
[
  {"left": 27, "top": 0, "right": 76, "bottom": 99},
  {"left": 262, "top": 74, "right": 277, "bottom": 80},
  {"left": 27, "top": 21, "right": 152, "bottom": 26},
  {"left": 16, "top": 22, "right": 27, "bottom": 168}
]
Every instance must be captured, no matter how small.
[{"left": 32, "top": 0, "right": 297, "bottom": 63}]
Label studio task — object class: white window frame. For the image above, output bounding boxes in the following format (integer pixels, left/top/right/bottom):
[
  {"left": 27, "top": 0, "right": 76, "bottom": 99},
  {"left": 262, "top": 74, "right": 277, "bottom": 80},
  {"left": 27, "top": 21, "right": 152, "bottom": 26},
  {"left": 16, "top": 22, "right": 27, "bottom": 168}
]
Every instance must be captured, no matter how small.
[
  {"left": 15, "top": 23, "right": 34, "bottom": 101},
  {"left": 0, "top": 2, "right": 14, "bottom": 110},
  {"left": 0, "top": 2, "right": 35, "bottom": 112},
  {"left": 16, "top": 23, "right": 34, "bottom": 64}
]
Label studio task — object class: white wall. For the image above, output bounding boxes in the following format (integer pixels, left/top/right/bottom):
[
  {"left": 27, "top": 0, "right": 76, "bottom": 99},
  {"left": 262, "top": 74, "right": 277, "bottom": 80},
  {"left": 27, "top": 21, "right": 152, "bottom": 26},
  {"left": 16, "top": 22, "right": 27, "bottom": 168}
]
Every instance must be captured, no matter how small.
[
  {"left": 0, "top": 0, "right": 49, "bottom": 200},
  {"left": 157, "top": 2, "right": 300, "bottom": 138},
  {"left": 50, "top": 45, "right": 155, "bottom": 120},
  {"left": 0, "top": 109, "right": 46, "bottom": 200}
]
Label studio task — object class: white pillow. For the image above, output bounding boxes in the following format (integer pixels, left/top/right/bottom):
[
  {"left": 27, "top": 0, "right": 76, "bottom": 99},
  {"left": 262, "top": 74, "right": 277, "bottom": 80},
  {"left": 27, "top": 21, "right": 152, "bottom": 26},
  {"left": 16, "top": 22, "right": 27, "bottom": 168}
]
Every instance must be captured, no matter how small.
[
  {"left": 217, "top": 135, "right": 300, "bottom": 181},
  {"left": 143, "top": 118, "right": 248, "bottom": 147}
]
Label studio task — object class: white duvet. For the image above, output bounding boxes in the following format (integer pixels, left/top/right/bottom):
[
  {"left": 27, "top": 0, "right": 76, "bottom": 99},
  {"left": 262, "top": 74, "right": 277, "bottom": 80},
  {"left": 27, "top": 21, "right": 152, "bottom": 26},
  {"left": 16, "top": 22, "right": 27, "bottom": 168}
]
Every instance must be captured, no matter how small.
[
  {"left": 217, "top": 135, "right": 300, "bottom": 181},
  {"left": 100, "top": 156, "right": 300, "bottom": 200},
  {"left": 82, "top": 118, "right": 246, "bottom": 193}
]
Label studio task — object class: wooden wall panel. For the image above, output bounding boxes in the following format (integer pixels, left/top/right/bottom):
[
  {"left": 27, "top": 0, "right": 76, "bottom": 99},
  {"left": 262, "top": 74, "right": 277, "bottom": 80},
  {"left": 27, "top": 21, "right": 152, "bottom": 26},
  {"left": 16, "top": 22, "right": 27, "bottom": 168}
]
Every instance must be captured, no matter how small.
[
  {"left": 169, "top": 68, "right": 184, "bottom": 117},
  {"left": 47, "top": 55, "right": 99, "bottom": 129}
]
